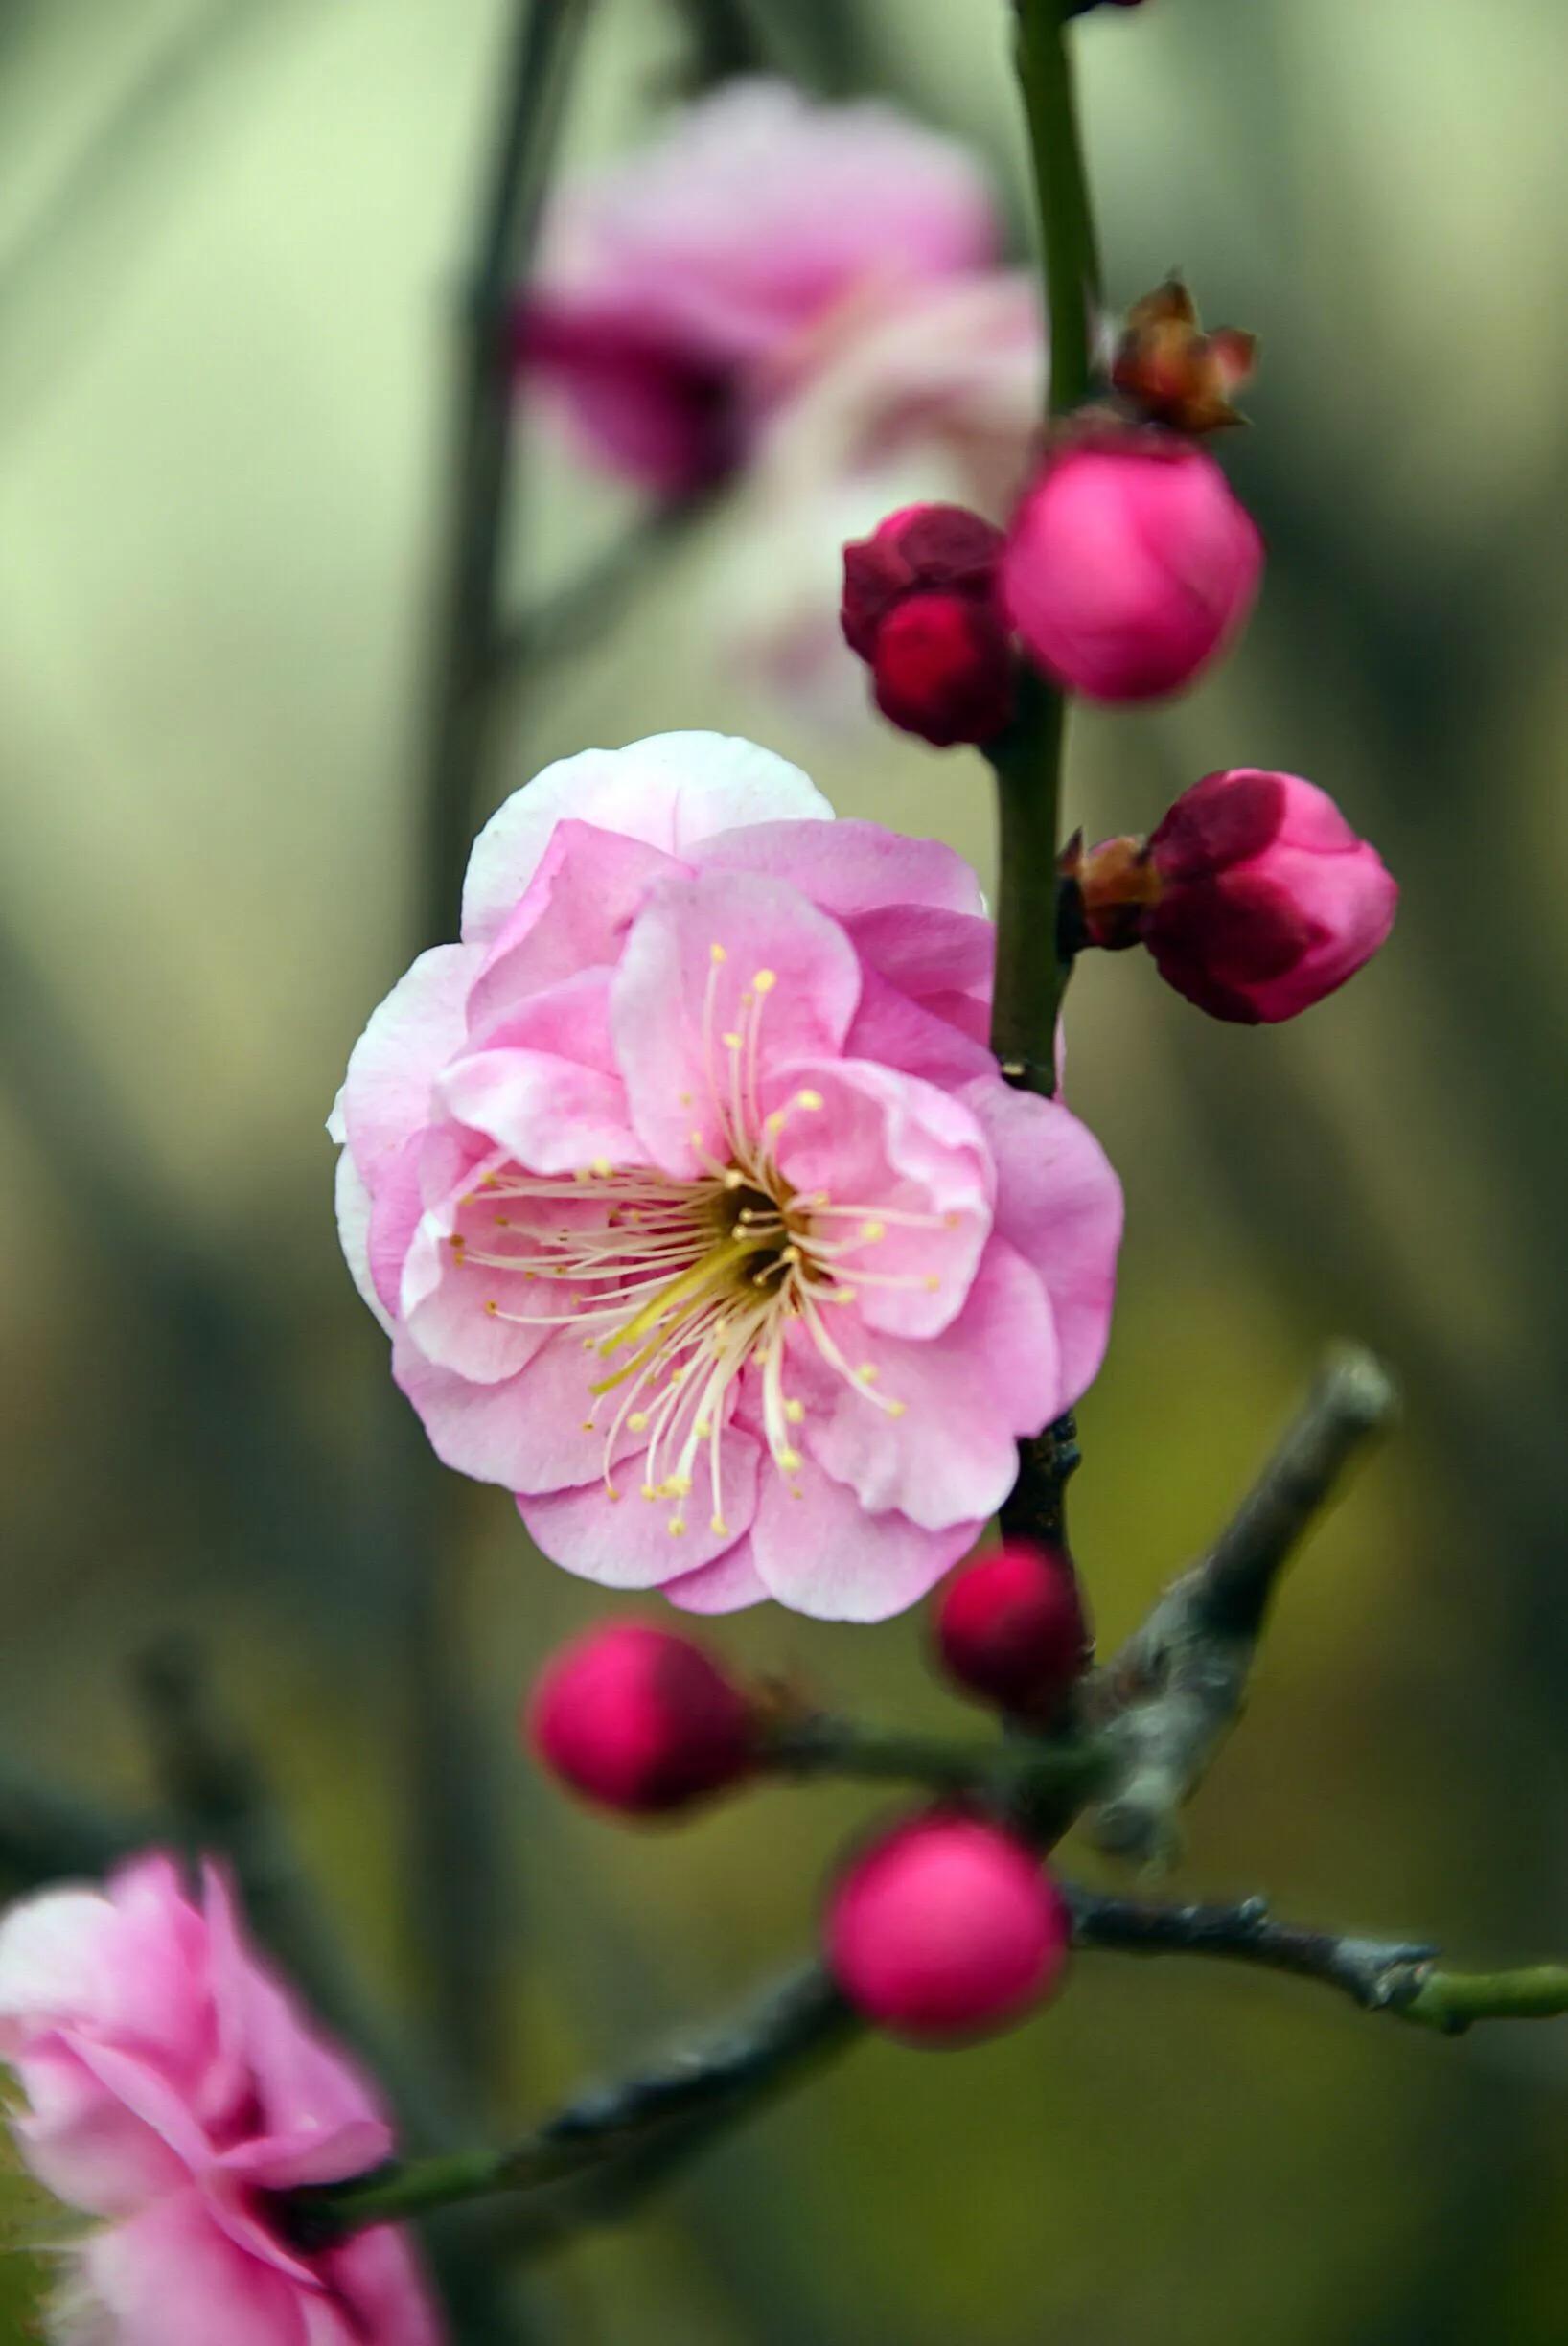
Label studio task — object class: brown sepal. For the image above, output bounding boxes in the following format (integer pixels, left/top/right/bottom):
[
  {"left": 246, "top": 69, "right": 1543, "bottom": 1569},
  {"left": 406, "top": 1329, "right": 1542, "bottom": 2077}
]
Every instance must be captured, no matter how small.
[{"left": 1112, "top": 275, "right": 1259, "bottom": 435}]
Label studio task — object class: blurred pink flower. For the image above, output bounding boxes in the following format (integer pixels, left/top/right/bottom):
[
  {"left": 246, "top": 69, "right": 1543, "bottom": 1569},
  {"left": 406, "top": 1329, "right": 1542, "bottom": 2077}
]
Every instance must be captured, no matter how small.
[
  {"left": 0, "top": 1854, "right": 439, "bottom": 2346},
  {"left": 333, "top": 733, "right": 1121, "bottom": 1622},
  {"left": 722, "top": 271, "right": 1043, "bottom": 715},
  {"left": 519, "top": 78, "right": 998, "bottom": 494}
]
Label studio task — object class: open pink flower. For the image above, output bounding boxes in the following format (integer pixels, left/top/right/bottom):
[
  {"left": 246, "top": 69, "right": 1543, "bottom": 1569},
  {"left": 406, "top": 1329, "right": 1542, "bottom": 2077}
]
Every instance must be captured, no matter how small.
[
  {"left": 332, "top": 733, "right": 1121, "bottom": 1622},
  {"left": 0, "top": 1854, "right": 439, "bottom": 2346},
  {"left": 518, "top": 79, "right": 998, "bottom": 494}
]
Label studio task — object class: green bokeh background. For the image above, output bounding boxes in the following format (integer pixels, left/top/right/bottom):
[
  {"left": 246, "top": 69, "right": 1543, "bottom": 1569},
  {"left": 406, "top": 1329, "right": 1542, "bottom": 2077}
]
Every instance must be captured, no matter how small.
[{"left": 3, "top": 1, "right": 1567, "bottom": 2338}]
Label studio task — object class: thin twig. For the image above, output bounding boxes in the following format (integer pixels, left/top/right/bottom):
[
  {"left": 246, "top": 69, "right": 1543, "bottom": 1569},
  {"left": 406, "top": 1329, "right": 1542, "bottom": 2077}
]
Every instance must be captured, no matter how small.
[
  {"left": 1069, "top": 1883, "right": 1568, "bottom": 2034},
  {"left": 1087, "top": 1346, "right": 1398, "bottom": 1866},
  {"left": 288, "top": 1960, "right": 856, "bottom": 2245}
]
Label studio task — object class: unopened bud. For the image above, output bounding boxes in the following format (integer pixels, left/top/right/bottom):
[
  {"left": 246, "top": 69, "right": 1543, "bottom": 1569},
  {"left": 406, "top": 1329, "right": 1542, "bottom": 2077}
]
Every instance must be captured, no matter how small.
[
  {"left": 526, "top": 1622, "right": 755, "bottom": 1816},
  {"left": 933, "top": 1541, "right": 1091, "bottom": 1725},
  {"left": 842, "top": 505, "right": 1016, "bottom": 746},
  {"left": 825, "top": 1813, "right": 1072, "bottom": 2043},
  {"left": 1003, "top": 428, "right": 1262, "bottom": 704}
]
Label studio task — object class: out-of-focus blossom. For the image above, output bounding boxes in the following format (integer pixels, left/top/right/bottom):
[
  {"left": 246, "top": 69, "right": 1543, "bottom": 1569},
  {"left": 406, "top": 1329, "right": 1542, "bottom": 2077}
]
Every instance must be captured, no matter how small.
[
  {"left": 518, "top": 78, "right": 997, "bottom": 495},
  {"left": 723, "top": 271, "right": 1043, "bottom": 718},
  {"left": 825, "top": 1814, "right": 1072, "bottom": 2042},
  {"left": 1003, "top": 428, "right": 1263, "bottom": 702},
  {"left": 0, "top": 1855, "right": 439, "bottom": 2346},
  {"left": 528, "top": 1621, "right": 755, "bottom": 1814},
  {"left": 332, "top": 732, "right": 1121, "bottom": 1622},
  {"left": 1139, "top": 769, "right": 1398, "bottom": 1023}
]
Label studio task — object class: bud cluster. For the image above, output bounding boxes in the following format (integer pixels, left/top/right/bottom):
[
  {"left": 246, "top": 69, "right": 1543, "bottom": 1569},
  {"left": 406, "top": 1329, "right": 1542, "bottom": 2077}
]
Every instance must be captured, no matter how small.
[
  {"left": 521, "top": 1536, "right": 1094, "bottom": 2044},
  {"left": 840, "top": 265, "right": 1397, "bottom": 1024}
]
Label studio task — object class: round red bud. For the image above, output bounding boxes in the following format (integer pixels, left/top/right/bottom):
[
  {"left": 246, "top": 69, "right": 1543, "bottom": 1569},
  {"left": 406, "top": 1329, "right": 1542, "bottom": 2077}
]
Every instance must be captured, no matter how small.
[
  {"left": 1003, "top": 432, "right": 1262, "bottom": 703},
  {"left": 527, "top": 1622, "right": 755, "bottom": 1816},
  {"left": 934, "top": 1541, "right": 1091, "bottom": 1723},
  {"left": 869, "top": 591, "right": 1017, "bottom": 748},
  {"left": 1142, "top": 769, "right": 1398, "bottom": 1023},
  {"left": 841, "top": 502, "right": 1006, "bottom": 661},
  {"left": 825, "top": 1813, "right": 1072, "bottom": 2044}
]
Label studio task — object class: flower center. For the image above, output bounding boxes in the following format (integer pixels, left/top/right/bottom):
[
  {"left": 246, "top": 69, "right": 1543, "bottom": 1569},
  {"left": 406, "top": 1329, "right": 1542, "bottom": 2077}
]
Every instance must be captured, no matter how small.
[{"left": 451, "top": 949, "right": 953, "bottom": 1540}]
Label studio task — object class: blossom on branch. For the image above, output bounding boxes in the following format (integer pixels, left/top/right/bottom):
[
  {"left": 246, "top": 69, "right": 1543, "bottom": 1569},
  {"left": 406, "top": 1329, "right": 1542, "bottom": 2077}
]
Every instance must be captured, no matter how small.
[
  {"left": 0, "top": 1856, "right": 438, "bottom": 2346},
  {"left": 333, "top": 733, "right": 1122, "bottom": 1622}
]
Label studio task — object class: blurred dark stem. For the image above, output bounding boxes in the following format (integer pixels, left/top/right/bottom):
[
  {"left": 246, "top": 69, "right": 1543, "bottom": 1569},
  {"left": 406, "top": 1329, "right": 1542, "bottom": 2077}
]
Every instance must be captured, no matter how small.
[
  {"left": 0, "top": 1759, "right": 146, "bottom": 1899},
  {"left": 671, "top": 0, "right": 768, "bottom": 82},
  {"left": 1014, "top": 0, "right": 1102, "bottom": 409},
  {"left": 403, "top": 0, "right": 593, "bottom": 2133},
  {"left": 1088, "top": 1345, "right": 1396, "bottom": 1866},
  {"left": 417, "top": 0, "right": 591, "bottom": 949},
  {"left": 133, "top": 1639, "right": 461, "bottom": 2152}
]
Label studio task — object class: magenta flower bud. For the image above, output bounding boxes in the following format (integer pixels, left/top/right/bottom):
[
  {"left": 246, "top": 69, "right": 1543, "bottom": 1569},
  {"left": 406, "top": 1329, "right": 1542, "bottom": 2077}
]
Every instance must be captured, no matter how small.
[
  {"left": 1142, "top": 768, "right": 1398, "bottom": 1024},
  {"left": 825, "top": 1813, "right": 1072, "bottom": 2043},
  {"left": 842, "top": 502, "right": 1006, "bottom": 660},
  {"left": 527, "top": 1622, "right": 755, "bottom": 1816},
  {"left": 1003, "top": 433, "right": 1262, "bottom": 702},
  {"left": 869, "top": 591, "right": 1017, "bottom": 747},
  {"left": 933, "top": 1540, "right": 1091, "bottom": 1723}
]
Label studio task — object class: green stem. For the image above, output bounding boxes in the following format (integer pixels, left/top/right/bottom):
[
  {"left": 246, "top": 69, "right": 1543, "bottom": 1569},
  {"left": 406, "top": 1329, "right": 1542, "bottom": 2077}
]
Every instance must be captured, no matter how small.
[
  {"left": 1403, "top": 1967, "right": 1568, "bottom": 2033},
  {"left": 1015, "top": 0, "right": 1102, "bottom": 418},
  {"left": 987, "top": 668, "right": 1067, "bottom": 1096},
  {"left": 761, "top": 1714, "right": 1107, "bottom": 1802}
]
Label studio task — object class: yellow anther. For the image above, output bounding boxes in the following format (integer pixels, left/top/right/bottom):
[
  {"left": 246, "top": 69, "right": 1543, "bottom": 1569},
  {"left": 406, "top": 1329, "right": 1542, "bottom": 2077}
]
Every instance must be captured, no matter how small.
[
  {"left": 784, "top": 1397, "right": 805, "bottom": 1423},
  {"left": 752, "top": 968, "right": 777, "bottom": 992},
  {"left": 887, "top": 1400, "right": 908, "bottom": 1418},
  {"left": 943, "top": 1211, "right": 962, "bottom": 1230},
  {"left": 495, "top": 1215, "right": 510, "bottom": 1228},
  {"left": 695, "top": 1416, "right": 713, "bottom": 1439},
  {"left": 924, "top": 1276, "right": 941, "bottom": 1292},
  {"left": 591, "top": 1157, "right": 612, "bottom": 1179},
  {"left": 778, "top": 1446, "right": 803, "bottom": 1473},
  {"left": 669, "top": 1518, "right": 688, "bottom": 1537},
  {"left": 710, "top": 1515, "right": 730, "bottom": 1537},
  {"left": 722, "top": 1031, "right": 743, "bottom": 1049},
  {"left": 627, "top": 1412, "right": 649, "bottom": 1433},
  {"left": 765, "top": 1111, "right": 787, "bottom": 1134},
  {"left": 665, "top": 1474, "right": 693, "bottom": 1497},
  {"left": 680, "top": 1090, "right": 693, "bottom": 1106},
  {"left": 484, "top": 1300, "right": 498, "bottom": 1315},
  {"left": 796, "top": 1089, "right": 823, "bottom": 1112},
  {"left": 710, "top": 942, "right": 727, "bottom": 963},
  {"left": 860, "top": 1219, "right": 885, "bottom": 1241},
  {"left": 640, "top": 1483, "right": 659, "bottom": 1501},
  {"left": 855, "top": 1364, "right": 879, "bottom": 1384},
  {"left": 607, "top": 1484, "right": 623, "bottom": 1503},
  {"left": 449, "top": 1233, "right": 465, "bottom": 1251},
  {"left": 581, "top": 1420, "right": 594, "bottom": 1434}
]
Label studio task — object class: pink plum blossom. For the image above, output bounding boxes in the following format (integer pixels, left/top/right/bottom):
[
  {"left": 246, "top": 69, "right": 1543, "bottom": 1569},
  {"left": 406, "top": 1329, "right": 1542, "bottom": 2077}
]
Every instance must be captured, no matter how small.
[
  {"left": 519, "top": 78, "right": 998, "bottom": 494},
  {"left": 332, "top": 732, "right": 1122, "bottom": 1622},
  {"left": 0, "top": 1853, "right": 439, "bottom": 2346}
]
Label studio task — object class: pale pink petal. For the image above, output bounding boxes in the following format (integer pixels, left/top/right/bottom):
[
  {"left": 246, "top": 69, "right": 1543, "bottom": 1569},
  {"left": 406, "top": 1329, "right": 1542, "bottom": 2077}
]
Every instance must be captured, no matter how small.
[
  {"left": 436, "top": 1049, "right": 641, "bottom": 1176},
  {"left": 842, "top": 965, "right": 996, "bottom": 1089},
  {"left": 691, "top": 816, "right": 982, "bottom": 919},
  {"left": 794, "top": 1239, "right": 1056, "bottom": 1530},
  {"left": 322, "top": 2228, "right": 444, "bottom": 2346},
  {"left": 663, "top": 1537, "right": 771, "bottom": 1614},
  {"left": 612, "top": 870, "right": 862, "bottom": 1177},
  {"left": 842, "top": 904, "right": 993, "bottom": 1005},
  {"left": 367, "top": 1137, "right": 428, "bottom": 1325},
  {"left": 519, "top": 1427, "right": 762, "bottom": 1588},
  {"left": 395, "top": 1330, "right": 639, "bottom": 1496},
  {"left": 338, "top": 945, "right": 480, "bottom": 1184},
  {"left": 78, "top": 2194, "right": 311, "bottom": 2346},
  {"left": 960, "top": 1078, "right": 1122, "bottom": 1406},
  {"left": 334, "top": 1151, "right": 393, "bottom": 1338},
  {"left": 8, "top": 2042, "right": 190, "bottom": 2216},
  {"left": 469, "top": 964, "right": 620, "bottom": 1073},
  {"left": 749, "top": 1455, "right": 979, "bottom": 1622},
  {"left": 772, "top": 1058, "right": 992, "bottom": 1338},
  {"left": 466, "top": 824, "right": 685, "bottom": 1034},
  {"left": 461, "top": 733, "right": 830, "bottom": 945}
]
